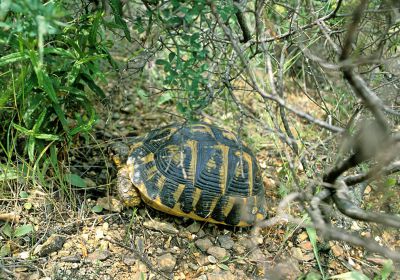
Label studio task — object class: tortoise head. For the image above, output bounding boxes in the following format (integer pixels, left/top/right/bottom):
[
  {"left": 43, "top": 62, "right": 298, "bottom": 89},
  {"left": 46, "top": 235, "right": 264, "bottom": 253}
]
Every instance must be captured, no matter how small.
[{"left": 109, "top": 142, "right": 131, "bottom": 168}]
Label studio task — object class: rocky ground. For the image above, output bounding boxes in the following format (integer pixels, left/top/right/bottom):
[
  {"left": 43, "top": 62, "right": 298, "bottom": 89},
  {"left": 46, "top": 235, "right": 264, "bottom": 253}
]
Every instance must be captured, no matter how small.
[{"left": 1, "top": 84, "right": 399, "bottom": 280}]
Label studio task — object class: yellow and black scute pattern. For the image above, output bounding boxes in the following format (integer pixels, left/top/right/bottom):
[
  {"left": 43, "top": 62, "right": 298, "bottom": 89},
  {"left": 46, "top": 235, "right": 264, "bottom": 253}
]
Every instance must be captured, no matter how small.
[{"left": 127, "top": 123, "right": 267, "bottom": 227}]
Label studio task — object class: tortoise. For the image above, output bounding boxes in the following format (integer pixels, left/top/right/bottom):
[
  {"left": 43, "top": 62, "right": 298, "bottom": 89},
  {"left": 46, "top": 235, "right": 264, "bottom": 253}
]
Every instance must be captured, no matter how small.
[{"left": 112, "top": 122, "right": 267, "bottom": 227}]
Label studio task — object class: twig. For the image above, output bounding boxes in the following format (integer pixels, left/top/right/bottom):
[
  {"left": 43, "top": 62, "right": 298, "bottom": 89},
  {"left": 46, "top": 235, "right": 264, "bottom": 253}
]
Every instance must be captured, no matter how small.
[{"left": 333, "top": 180, "right": 400, "bottom": 228}]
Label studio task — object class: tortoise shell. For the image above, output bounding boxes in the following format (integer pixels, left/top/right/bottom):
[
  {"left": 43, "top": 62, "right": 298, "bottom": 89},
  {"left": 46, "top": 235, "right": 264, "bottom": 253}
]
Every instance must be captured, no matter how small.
[{"left": 119, "top": 122, "right": 267, "bottom": 227}]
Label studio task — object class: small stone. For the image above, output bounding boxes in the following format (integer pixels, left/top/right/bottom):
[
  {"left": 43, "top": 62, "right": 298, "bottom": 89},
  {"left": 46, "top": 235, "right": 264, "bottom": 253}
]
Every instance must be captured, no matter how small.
[
  {"left": 330, "top": 242, "right": 344, "bottom": 257},
  {"left": 197, "top": 229, "right": 206, "bottom": 238},
  {"left": 218, "top": 235, "right": 234, "bottom": 250},
  {"left": 291, "top": 247, "right": 304, "bottom": 261},
  {"left": 95, "top": 119, "right": 105, "bottom": 129},
  {"left": 207, "top": 270, "right": 235, "bottom": 280},
  {"left": 207, "top": 246, "right": 229, "bottom": 261},
  {"left": 143, "top": 220, "right": 179, "bottom": 234},
  {"left": 95, "top": 228, "right": 104, "bottom": 240},
  {"left": 188, "top": 263, "right": 199, "bottom": 270},
  {"left": 157, "top": 253, "right": 176, "bottom": 272},
  {"left": 33, "top": 234, "right": 66, "bottom": 257},
  {"left": 102, "top": 222, "right": 109, "bottom": 231},
  {"left": 196, "top": 275, "right": 207, "bottom": 280},
  {"left": 60, "top": 255, "right": 81, "bottom": 263},
  {"left": 351, "top": 221, "right": 361, "bottom": 231},
  {"left": 87, "top": 249, "right": 111, "bottom": 261},
  {"left": 239, "top": 238, "right": 256, "bottom": 250},
  {"left": 96, "top": 196, "right": 123, "bottom": 213},
  {"left": 297, "top": 231, "right": 308, "bottom": 242},
  {"left": 134, "top": 261, "right": 149, "bottom": 272},
  {"left": 187, "top": 222, "right": 201, "bottom": 233},
  {"left": 195, "top": 238, "right": 213, "bottom": 252},
  {"left": 232, "top": 243, "right": 246, "bottom": 255},
  {"left": 123, "top": 254, "right": 136, "bottom": 266},
  {"left": 249, "top": 248, "right": 265, "bottom": 263},
  {"left": 267, "top": 258, "right": 301, "bottom": 279},
  {"left": 57, "top": 250, "right": 70, "bottom": 257},
  {"left": 298, "top": 241, "right": 313, "bottom": 251},
  {"left": 197, "top": 254, "right": 210, "bottom": 266},
  {"left": 19, "top": 251, "right": 30, "bottom": 259},
  {"left": 207, "top": 255, "right": 217, "bottom": 264}
]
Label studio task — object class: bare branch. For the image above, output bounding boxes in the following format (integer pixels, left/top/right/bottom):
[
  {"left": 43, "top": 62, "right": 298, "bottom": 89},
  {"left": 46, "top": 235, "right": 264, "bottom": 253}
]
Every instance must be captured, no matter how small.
[{"left": 333, "top": 180, "right": 400, "bottom": 228}]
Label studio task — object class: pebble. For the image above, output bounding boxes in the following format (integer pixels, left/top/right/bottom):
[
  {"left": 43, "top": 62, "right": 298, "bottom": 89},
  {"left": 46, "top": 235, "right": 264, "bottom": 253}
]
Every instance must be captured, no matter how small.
[
  {"left": 249, "top": 248, "right": 265, "bottom": 262},
  {"left": 87, "top": 249, "right": 111, "bottom": 261},
  {"left": 95, "top": 227, "right": 104, "bottom": 240},
  {"left": 196, "top": 275, "right": 207, "bottom": 280},
  {"left": 188, "top": 263, "right": 199, "bottom": 270},
  {"left": 217, "top": 235, "right": 234, "bottom": 250},
  {"left": 298, "top": 241, "right": 313, "bottom": 251},
  {"left": 143, "top": 220, "right": 179, "bottom": 234},
  {"left": 187, "top": 222, "right": 201, "bottom": 233},
  {"left": 122, "top": 254, "right": 136, "bottom": 266},
  {"left": 207, "top": 246, "right": 229, "bottom": 261},
  {"left": 60, "top": 255, "right": 81, "bottom": 263},
  {"left": 207, "top": 270, "right": 235, "bottom": 280},
  {"left": 207, "top": 255, "right": 217, "bottom": 264},
  {"left": 33, "top": 234, "right": 66, "bottom": 257},
  {"left": 291, "top": 247, "right": 304, "bottom": 261},
  {"left": 96, "top": 196, "right": 123, "bottom": 213},
  {"left": 197, "top": 254, "right": 210, "bottom": 266},
  {"left": 157, "top": 253, "right": 176, "bottom": 272},
  {"left": 195, "top": 238, "right": 213, "bottom": 252},
  {"left": 232, "top": 243, "right": 246, "bottom": 255}
]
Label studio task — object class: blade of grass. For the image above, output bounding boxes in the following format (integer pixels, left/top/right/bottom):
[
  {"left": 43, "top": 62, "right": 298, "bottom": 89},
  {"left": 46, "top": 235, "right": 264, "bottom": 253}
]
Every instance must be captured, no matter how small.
[{"left": 306, "top": 227, "right": 326, "bottom": 279}]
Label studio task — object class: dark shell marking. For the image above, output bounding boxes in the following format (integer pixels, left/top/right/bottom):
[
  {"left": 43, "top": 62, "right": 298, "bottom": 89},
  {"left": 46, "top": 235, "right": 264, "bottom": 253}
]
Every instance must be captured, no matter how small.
[{"left": 125, "top": 123, "right": 267, "bottom": 226}]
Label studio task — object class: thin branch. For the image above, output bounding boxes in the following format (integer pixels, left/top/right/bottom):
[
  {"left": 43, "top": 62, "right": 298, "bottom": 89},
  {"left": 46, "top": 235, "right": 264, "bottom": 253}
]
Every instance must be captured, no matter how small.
[
  {"left": 333, "top": 180, "right": 400, "bottom": 228},
  {"left": 209, "top": 2, "right": 344, "bottom": 133}
]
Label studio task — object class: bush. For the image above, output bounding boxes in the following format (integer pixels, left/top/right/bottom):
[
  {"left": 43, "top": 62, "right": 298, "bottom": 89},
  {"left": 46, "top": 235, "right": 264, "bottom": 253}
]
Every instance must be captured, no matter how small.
[{"left": 0, "top": 0, "right": 128, "bottom": 163}]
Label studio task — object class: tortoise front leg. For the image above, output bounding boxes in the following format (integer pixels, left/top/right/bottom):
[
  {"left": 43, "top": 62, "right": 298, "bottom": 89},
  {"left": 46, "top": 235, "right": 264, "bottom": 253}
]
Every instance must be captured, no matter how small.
[{"left": 117, "top": 165, "right": 141, "bottom": 207}]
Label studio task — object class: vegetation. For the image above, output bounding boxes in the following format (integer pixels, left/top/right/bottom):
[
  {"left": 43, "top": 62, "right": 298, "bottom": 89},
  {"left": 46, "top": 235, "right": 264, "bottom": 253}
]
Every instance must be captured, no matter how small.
[{"left": 1, "top": 0, "right": 399, "bottom": 278}]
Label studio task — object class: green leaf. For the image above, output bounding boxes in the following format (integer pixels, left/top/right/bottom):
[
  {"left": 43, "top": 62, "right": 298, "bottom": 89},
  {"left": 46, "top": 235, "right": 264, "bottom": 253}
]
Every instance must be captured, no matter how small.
[
  {"left": 19, "top": 191, "right": 29, "bottom": 199},
  {"left": 12, "top": 123, "right": 32, "bottom": 135},
  {"left": 380, "top": 260, "right": 393, "bottom": 280},
  {"left": 157, "top": 92, "right": 173, "bottom": 106},
  {"left": 91, "top": 205, "right": 103, "bottom": 213},
  {"left": 0, "top": 52, "right": 29, "bottom": 67},
  {"left": 217, "top": 263, "right": 229, "bottom": 271},
  {"left": 28, "top": 136, "right": 36, "bottom": 162},
  {"left": 34, "top": 133, "right": 60, "bottom": 141},
  {"left": 306, "top": 227, "right": 325, "bottom": 278},
  {"left": 220, "top": 255, "right": 230, "bottom": 263},
  {"left": 43, "top": 47, "right": 75, "bottom": 59},
  {"left": 1, "top": 223, "right": 12, "bottom": 238},
  {"left": 109, "top": 0, "right": 131, "bottom": 41},
  {"left": 65, "top": 173, "right": 87, "bottom": 188},
  {"left": 176, "top": 102, "right": 186, "bottom": 114},
  {"left": 168, "top": 52, "right": 176, "bottom": 62},
  {"left": 32, "top": 109, "right": 47, "bottom": 133},
  {"left": 14, "top": 224, "right": 34, "bottom": 237},
  {"left": 89, "top": 11, "right": 103, "bottom": 46},
  {"left": 0, "top": 243, "right": 11, "bottom": 257},
  {"left": 385, "top": 177, "right": 396, "bottom": 188},
  {"left": 156, "top": 59, "right": 169, "bottom": 66},
  {"left": 80, "top": 73, "right": 106, "bottom": 98}
]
